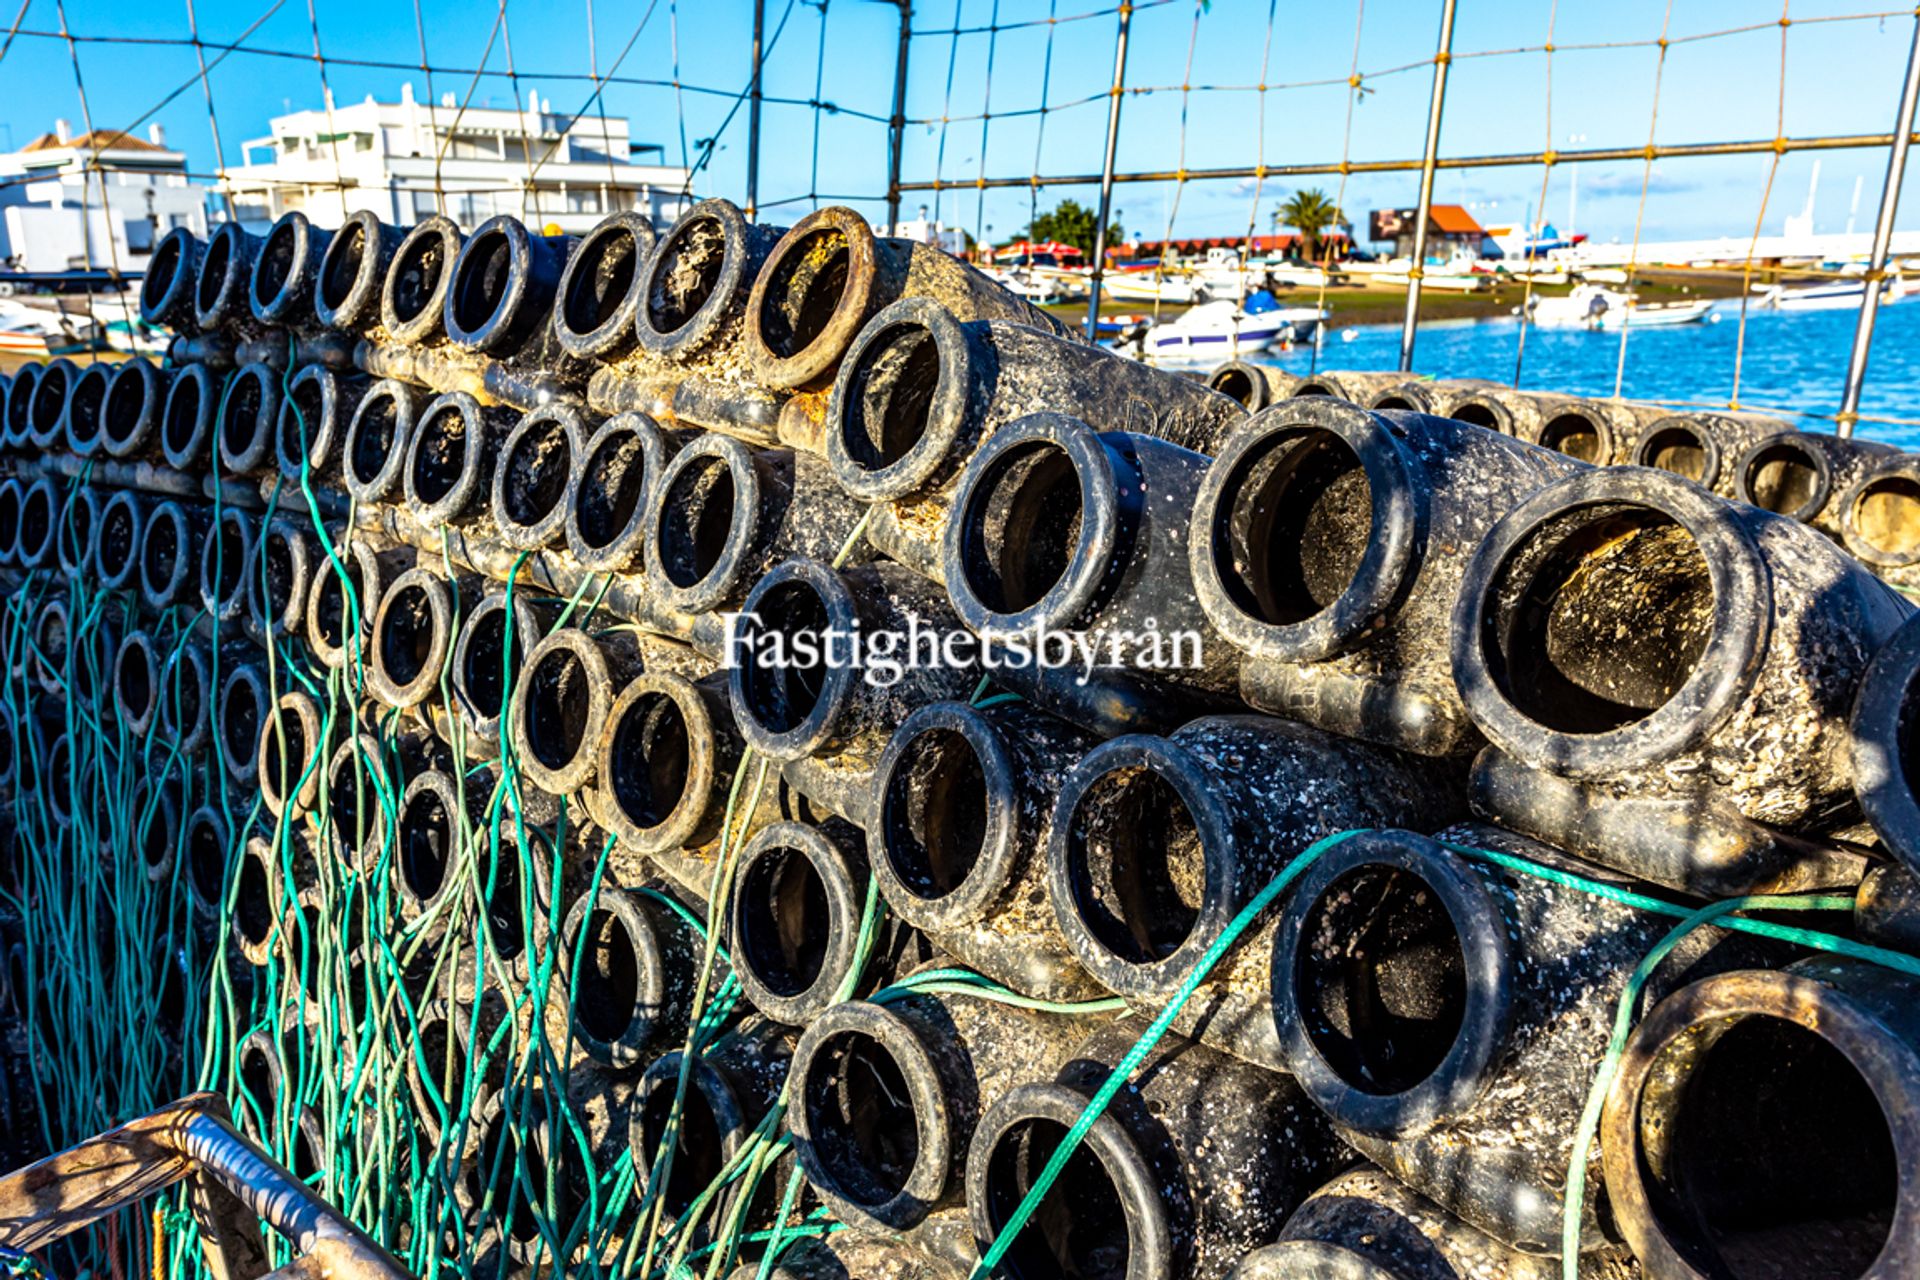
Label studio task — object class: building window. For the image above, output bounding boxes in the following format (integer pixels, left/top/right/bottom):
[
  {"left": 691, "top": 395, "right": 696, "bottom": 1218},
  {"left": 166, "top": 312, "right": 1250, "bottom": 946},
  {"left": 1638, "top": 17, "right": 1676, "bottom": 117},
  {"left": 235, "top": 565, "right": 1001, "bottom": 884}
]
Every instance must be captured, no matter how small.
[{"left": 125, "top": 219, "right": 155, "bottom": 252}]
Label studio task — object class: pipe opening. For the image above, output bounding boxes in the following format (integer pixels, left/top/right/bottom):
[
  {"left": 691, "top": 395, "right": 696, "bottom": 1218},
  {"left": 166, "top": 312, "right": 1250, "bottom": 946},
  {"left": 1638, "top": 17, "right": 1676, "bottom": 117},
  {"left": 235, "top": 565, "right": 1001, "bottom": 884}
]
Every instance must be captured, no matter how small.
[
  {"left": 142, "top": 510, "right": 181, "bottom": 596},
  {"left": 563, "top": 224, "right": 640, "bottom": 335},
  {"left": 290, "top": 1116, "right": 325, "bottom": 1185},
  {"left": 1856, "top": 474, "right": 1920, "bottom": 560},
  {"left": 67, "top": 366, "right": 107, "bottom": 446},
  {"left": 575, "top": 908, "right": 642, "bottom": 1045},
  {"left": 480, "top": 850, "right": 528, "bottom": 962},
  {"left": 1644, "top": 1013, "right": 1896, "bottom": 1279},
  {"left": 841, "top": 324, "right": 940, "bottom": 473},
  {"left": 574, "top": 428, "right": 650, "bottom": 552},
  {"left": 1210, "top": 366, "right": 1258, "bottom": 407},
  {"left": 155, "top": 947, "right": 186, "bottom": 1033},
  {"left": 138, "top": 791, "right": 172, "bottom": 874},
  {"left": 254, "top": 220, "right": 299, "bottom": 308},
  {"left": 410, "top": 400, "right": 470, "bottom": 505},
  {"left": 1293, "top": 381, "right": 1339, "bottom": 398},
  {"left": 657, "top": 454, "right": 737, "bottom": 589},
  {"left": 320, "top": 221, "right": 367, "bottom": 311},
  {"left": 471, "top": 1107, "right": 538, "bottom": 1243},
  {"left": 261, "top": 528, "right": 301, "bottom": 624},
  {"left": 390, "top": 230, "right": 450, "bottom": 325},
  {"left": 451, "top": 227, "right": 514, "bottom": 336},
  {"left": 637, "top": 1072, "right": 727, "bottom": 1216},
  {"left": 328, "top": 747, "right": 375, "bottom": 857},
  {"left": 0, "top": 486, "right": 18, "bottom": 558},
  {"left": 262, "top": 704, "right": 310, "bottom": 809},
  {"left": 960, "top": 440, "right": 1084, "bottom": 615},
  {"left": 143, "top": 236, "right": 183, "bottom": 314},
  {"left": 32, "top": 364, "right": 68, "bottom": 436},
  {"left": 312, "top": 559, "right": 364, "bottom": 653},
  {"left": 736, "top": 580, "right": 831, "bottom": 734},
  {"left": 647, "top": 214, "right": 726, "bottom": 334},
  {"left": 737, "top": 843, "right": 830, "bottom": 997},
  {"left": 1449, "top": 401, "right": 1501, "bottom": 430},
  {"left": 0, "top": 717, "right": 15, "bottom": 788},
  {"left": 1641, "top": 425, "right": 1710, "bottom": 481},
  {"left": 221, "top": 372, "right": 265, "bottom": 459},
  {"left": 1295, "top": 864, "right": 1468, "bottom": 1095},
  {"left": 234, "top": 846, "right": 274, "bottom": 948},
  {"left": 458, "top": 609, "right": 518, "bottom": 724},
  {"left": 98, "top": 499, "right": 137, "bottom": 580},
  {"left": 379, "top": 583, "right": 438, "bottom": 690},
  {"left": 197, "top": 231, "right": 233, "bottom": 314},
  {"left": 209, "top": 516, "right": 249, "bottom": 606},
  {"left": 103, "top": 369, "right": 148, "bottom": 446},
  {"left": 524, "top": 644, "right": 592, "bottom": 772},
  {"left": 220, "top": 679, "right": 261, "bottom": 770},
  {"left": 1487, "top": 506, "right": 1714, "bottom": 733},
  {"left": 758, "top": 227, "right": 851, "bottom": 359},
  {"left": 117, "top": 640, "right": 155, "bottom": 724},
  {"left": 19, "top": 487, "right": 51, "bottom": 562},
  {"left": 1211, "top": 429, "right": 1371, "bottom": 627},
  {"left": 350, "top": 390, "right": 402, "bottom": 487},
  {"left": 164, "top": 658, "right": 204, "bottom": 745},
  {"left": 57, "top": 494, "right": 94, "bottom": 569},
  {"left": 1373, "top": 394, "right": 1418, "bottom": 411},
  {"left": 608, "top": 692, "right": 693, "bottom": 832},
  {"left": 502, "top": 414, "right": 574, "bottom": 529},
  {"left": 281, "top": 375, "right": 325, "bottom": 468},
  {"left": 881, "top": 727, "right": 987, "bottom": 900},
  {"left": 187, "top": 814, "right": 225, "bottom": 907},
  {"left": 983, "top": 1116, "right": 1131, "bottom": 1280},
  {"left": 399, "top": 784, "right": 450, "bottom": 905},
  {"left": 1744, "top": 442, "right": 1822, "bottom": 516},
  {"left": 803, "top": 1028, "right": 920, "bottom": 1204},
  {"left": 1541, "top": 412, "right": 1604, "bottom": 462},
  {"left": 5, "top": 369, "right": 37, "bottom": 438},
  {"left": 413, "top": 1009, "right": 463, "bottom": 1123},
  {"left": 46, "top": 737, "right": 72, "bottom": 822},
  {"left": 1064, "top": 767, "right": 1203, "bottom": 966},
  {"left": 34, "top": 607, "right": 67, "bottom": 681},
  {"left": 163, "top": 374, "right": 203, "bottom": 456}
]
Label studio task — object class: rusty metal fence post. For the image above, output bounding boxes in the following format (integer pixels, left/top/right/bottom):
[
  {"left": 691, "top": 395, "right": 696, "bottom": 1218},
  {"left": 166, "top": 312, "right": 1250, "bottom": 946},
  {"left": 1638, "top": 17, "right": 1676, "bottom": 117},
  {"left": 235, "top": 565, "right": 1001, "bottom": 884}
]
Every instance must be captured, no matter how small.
[
  {"left": 1085, "top": 2, "right": 1134, "bottom": 340},
  {"left": 1398, "top": 0, "right": 1459, "bottom": 373}
]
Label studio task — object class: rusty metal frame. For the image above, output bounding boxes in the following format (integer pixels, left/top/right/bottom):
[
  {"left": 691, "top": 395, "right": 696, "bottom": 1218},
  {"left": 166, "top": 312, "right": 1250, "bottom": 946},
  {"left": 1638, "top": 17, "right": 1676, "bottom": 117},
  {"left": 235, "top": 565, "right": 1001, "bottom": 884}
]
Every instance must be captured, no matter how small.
[{"left": 0, "top": 1094, "right": 411, "bottom": 1280}]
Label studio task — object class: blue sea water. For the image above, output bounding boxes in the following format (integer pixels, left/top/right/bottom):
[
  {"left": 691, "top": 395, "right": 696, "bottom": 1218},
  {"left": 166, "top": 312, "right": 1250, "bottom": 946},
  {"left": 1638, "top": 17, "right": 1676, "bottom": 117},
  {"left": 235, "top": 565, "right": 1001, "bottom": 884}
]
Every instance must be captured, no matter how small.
[{"left": 1244, "top": 299, "right": 1920, "bottom": 450}]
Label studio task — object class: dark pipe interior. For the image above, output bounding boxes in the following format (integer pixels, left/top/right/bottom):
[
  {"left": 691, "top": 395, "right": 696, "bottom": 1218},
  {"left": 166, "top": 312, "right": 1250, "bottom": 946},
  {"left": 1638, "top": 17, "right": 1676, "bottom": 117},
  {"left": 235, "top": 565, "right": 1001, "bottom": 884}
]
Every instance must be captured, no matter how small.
[
  {"left": 236, "top": 1038, "right": 276, "bottom": 1130},
  {"left": 1540, "top": 412, "right": 1604, "bottom": 462},
  {"left": 311, "top": 559, "right": 365, "bottom": 652},
  {"left": 646, "top": 214, "right": 726, "bottom": 334},
  {"left": 803, "top": 1027, "right": 919, "bottom": 1205},
  {"left": 103, "top": 370, "right": 147, "bottom": 445},
  {"left": 6, "top": 369, "right": 38, "bottom": 437},
  {"left": 32, "top": 364, "right": 68, "bottom": 435},
  {"left": 163, "top": 375, "right": 203, "bottom": 456},
  {"left": 263, "top": 704, "right": 309, "bottom": 808},
  {"left": 1649, "top": 1014, "right": 1896, "bottom": 1279},
  {"left": 19, "top": 488, "right": 51, "bottom": 561},
  {"left": 350, "top": 391, "right": 402, "bottom": 487},
  {"left": 138, "top": 789, "right": 172, "bottom": 873},
  {"left": 1373, "top": 394, "right": 1418, "bottom": 411},
  {"left": 328, "top": 747, "right": 375, "bottom": 855},
  {"left": 738, "top": 843, "right": 831, "bottom": 997},
  {"left": 410, "top": 401, "right": 470, "bottom": 505},
  {"left": 34, "top": 608, "right": 67, "bottom": 680},
  {"left": 1642, "top": 425, "right": 1710, "bottom": 482},
  {"left": 1489, "top": 507, "right": 1714, "bottom": 734},
  {"left": 458, "top": 608, "right": 519, "bottom": 723},
  {"left": 575, "top": 907, "right": 642, "bottom": 1044},
  {"left": 563, "top": 224, "right": 641, "bottom": 335},
  {"left": 209, "top": 515, "right": 249, "bottom": 605},
  {"left": 399, "top": 784, "right": 451, "bottom": 905},
  {"left": 220, "top": 677, "right": 262, "bottom": 769},
  {"left": 960, "top": 440, "right": 1084, "bottom": 615},
  {"left": 524, "top": 644, "right": 591, "bottom": 772},
  {"left": 390, "top": 230, "right": 450, "bottom": 325},
  {"left": 281, "top": 376, "right": 326, "bottom": 468},
  {"left": 143, "top": 235, "right": 183, "bottom": 314},
  {"left": 117, "top": 641, "right": 155, "bottom": 722},
  {"left": 1745, "top": 442, "right": 1822, "bottom": 517},
  {"left": 0, "top": 715, "right": 15, "bottom": 786},
  {"left": 882, "top": 726, "right": 988, "bottom": 900},
  {"left": 68, "top": 367, "right": 107, "bottom": 445},
  {"left": 1211, "top": 428, "right": 1371, "bottom": 627},
  {"left": 413, "top": 1008, "right": 463, "bottom": 1122},
  {"left": 0, "top": 487, "right": 18, "bottom": 557},
  {"left": 155, "top": 947, "right": 186, "bottom": 1032},
  {"left": 320, "top": 220, "right": 367, "bottom": 311},
  {"left": 502, "top": 415, "right": 574, "bottom": 528},
  {"left": 46, "top": 737, "right": 71, "bottom": 820},
  {"left": 480, "top": 848, "right": 528, "bottom": 961},
  {"left": 379, "top": 583, "right": 438, "bottom": 690},
  {"left": 983, "top": 1115, "right": 1131, "bottom": 1280},
  {"left": 1210, "top": 366, "right": 1257, "bottom": 408},
  {"left": 291, "top": 1117, "right": 325, "bottom": 1185},
  {"left": 657, "top": 454, "right": 737, "bottom": 589},
  {"left": 1064, "top": 767, "right": 1203, "bottom": 966},
  {"left": 196, "top": 230, "right": 233, "bottom": 313},
  {"left": 221, "top": 371, "right": 265, "bottom": 459},
  {"left": 254, "top": 220, "right": 299, "bottom": 308},
  {"left": 187, "top": 815, "right": 225, "bottom": 906},
  {"left": 759, "top": 227, "right": 851, "bottom": 359},
  {"left": 842, "top": 324, "right": 941, "bottom": 473},
  {"left": 608, "top": 691, "right": 693, "bottom": 832},
  {"left": 165, "top": 654, "right": 204, "bottom": 742},
  {"left": 1857, "top": 475, "right": 1920, "bottom": 560},
  {"left": 1292, "top": 382, "right": 1338, "bottom": 398},
  {"left": 1448, "top": 401, "right": 1502, "bottom": 430},
  {"left": 98, "top": 500, "right": 136, "bottom": 579},
  {"left": 262, "top": 529, "right": 300, "bottom": 623},
  {"left": 1295, "top": 863, "right": 1468, "bottom": 1095},
  {"left": 451, "top": 227, "right": 514, "bottom": 335},
  {"left": 234, "top": 845, "right": 274, "bottom": 945},
  {"left": 573, "top": 428, "right": 650, "bottom": 551},
  {"left": 142, "top": 509, "right": 181, "bottom": 594},
  {"left": 737, "top": 580, "right": 832, "bottom": 735},
  {"left": 638, "top": 1071, "right": 727, "bottom": 1216},
  {"left": 57, "top": 494, "right": 93, "bottom": 568}
]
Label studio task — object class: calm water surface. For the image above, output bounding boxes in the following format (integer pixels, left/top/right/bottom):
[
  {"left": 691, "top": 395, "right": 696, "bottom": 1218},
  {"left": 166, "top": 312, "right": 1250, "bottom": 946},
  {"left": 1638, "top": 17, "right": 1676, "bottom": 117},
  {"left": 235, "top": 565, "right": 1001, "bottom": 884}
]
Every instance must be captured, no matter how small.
[{"left": 1246, "top": 300, "right": 1920, "bottom": 449}]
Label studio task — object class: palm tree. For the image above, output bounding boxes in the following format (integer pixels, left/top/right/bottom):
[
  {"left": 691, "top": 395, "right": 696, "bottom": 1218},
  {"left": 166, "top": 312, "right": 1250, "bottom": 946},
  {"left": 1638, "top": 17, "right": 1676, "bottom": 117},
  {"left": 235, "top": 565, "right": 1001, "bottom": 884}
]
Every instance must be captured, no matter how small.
[{"left": 1279, "top": 189, "right": 1345, "bottom": 263}]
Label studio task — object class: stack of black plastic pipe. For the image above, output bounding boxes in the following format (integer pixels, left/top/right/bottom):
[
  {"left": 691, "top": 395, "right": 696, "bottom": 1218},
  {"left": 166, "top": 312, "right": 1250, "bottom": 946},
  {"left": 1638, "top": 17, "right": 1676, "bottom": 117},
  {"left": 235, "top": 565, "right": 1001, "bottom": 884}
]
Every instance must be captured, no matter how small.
[{"left": 3, "top": 196, "right": 1920, "bottom": 1280}]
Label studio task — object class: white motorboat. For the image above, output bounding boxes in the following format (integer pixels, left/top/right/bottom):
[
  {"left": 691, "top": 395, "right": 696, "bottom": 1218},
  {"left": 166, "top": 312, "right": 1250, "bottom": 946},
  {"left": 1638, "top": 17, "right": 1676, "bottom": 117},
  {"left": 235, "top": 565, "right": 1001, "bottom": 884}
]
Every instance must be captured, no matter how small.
[
  {"left": 1526, "top": 283, "right": 1714, "bottom": 329},
  {"left": 1102, "top": 269, "right": 1204, "bottom": 305},
  {"left": 1754, "top": 274, "right": 1920, "bottom": 312},
  {"left": 0, "top": 301, "right": 95, "bottom": 355},
  {"left": 982, "top": 267, "right": 1068, "bottom": 306},
  {"left": 1143, "top": 298, "right": 1325, "bottom": 360}
]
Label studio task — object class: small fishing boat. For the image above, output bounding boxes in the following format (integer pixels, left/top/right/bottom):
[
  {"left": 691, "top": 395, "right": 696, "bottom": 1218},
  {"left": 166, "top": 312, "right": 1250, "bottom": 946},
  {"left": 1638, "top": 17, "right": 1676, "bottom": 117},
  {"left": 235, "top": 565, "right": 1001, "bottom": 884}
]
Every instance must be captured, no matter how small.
[
  {"left": 1142, "top": 296, "right": 1326, "bottom": 360},
  {"left": 1102, "top": 266, "right": 1204, "bottom": 305},
  {"left": 1525, "top": 283, "right": 1714, "bottom": 329},
  {"left": 0, "top": 302, "right": 95, "bottom": 355},
  {"left": 1754, "top": 274, "right": 1920, "bottom": 312}
]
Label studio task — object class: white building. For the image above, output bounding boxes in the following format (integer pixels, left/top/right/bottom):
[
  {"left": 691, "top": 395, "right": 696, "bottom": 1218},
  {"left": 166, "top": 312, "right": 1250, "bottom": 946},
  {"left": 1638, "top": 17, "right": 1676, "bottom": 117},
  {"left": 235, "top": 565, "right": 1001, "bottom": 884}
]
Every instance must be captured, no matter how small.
[
  {"left": 0, "top": 121, "right": 208, "bottom": 274},
  {"left": 888, "top": 206, "right": 968, "bottom": 257},
  {"left": 219, "top": 84, "right": 693, "bottom": 234}
]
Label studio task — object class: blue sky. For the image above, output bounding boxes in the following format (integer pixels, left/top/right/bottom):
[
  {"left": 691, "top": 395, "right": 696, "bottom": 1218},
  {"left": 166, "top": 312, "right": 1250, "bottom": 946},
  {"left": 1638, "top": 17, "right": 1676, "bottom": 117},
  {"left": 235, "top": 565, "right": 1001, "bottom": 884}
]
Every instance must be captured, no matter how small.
[{"left": 7, "top": 0, "right": 1920, "bottom": 246}]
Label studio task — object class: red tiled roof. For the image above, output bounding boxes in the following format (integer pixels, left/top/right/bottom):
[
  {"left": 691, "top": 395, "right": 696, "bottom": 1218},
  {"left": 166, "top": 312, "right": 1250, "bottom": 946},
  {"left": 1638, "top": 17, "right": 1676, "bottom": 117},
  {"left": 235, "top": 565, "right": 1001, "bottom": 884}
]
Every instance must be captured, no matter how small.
[
  {"left": 21, "top": 130, "right": 164, "bottom": 154},
  {"left": 1426, "top": 204, "right": 1484, "bottom": 235}
]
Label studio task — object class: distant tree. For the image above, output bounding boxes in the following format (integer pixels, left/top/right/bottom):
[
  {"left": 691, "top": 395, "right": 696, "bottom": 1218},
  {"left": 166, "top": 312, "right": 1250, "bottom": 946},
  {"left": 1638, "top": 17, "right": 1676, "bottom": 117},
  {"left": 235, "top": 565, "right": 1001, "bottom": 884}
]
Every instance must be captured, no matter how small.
[
  {"left": 1027, "top": 199, "right": 1124, "bottom": 256},
  {"left": 1278, "top": 188, "right": 1346, "bottom": 262}
]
